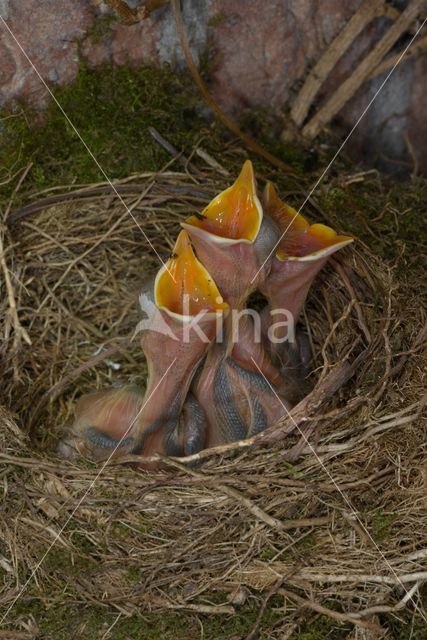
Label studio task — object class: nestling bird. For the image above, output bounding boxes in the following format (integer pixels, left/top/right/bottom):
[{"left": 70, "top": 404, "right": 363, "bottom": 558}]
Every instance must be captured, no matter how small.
[
  {"left": 180, "top": 161, "right": 294, "bottom": 440},
  {"left": 260, "top": 182, "right": 353, "bottom": 352},
  {"left": 57, "top": 384, "right": 144, "bottom": 462},
  {"left": 181, "top": 160, "right": 279, "bottom": 313},
  {"left": 59, "top": 164, "right": 354, "bottom": 467},
  {"left": 59, "top": 230, "right": 228, "bottom": 467}
]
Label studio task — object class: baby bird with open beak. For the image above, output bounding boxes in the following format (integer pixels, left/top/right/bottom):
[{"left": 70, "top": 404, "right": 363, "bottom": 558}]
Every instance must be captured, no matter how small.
[
  {"left": 181, "top": 162, "right": 293, "bottom": 443},
  {"left": 181, "top": 160, "right": 279, "bottom": 312},
  {"left": 259, "top": 183, "right": 353, "bottom": 387},
  {"left": 132, "top": 229, "right": 228, "bottom": 464},
  {"left": 59, "top": 230, "right": 228, "bottom": 467}
]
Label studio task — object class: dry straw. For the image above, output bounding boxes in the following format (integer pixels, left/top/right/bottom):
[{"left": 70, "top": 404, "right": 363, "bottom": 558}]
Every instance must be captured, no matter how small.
[{"left": 0, "top": 159, "right": 426, "bottom": 637}]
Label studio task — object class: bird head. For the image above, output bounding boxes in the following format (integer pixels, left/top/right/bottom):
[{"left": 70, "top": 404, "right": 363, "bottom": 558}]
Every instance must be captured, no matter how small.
[
  {"left": 181, "top": 161, "right": 276, "bottom": 308},
  {"left": 154, "top": 229, "right": 228, "bottom": 322},
  {"left": 263, "top": 181, "right": 353, "bottom": 263}
]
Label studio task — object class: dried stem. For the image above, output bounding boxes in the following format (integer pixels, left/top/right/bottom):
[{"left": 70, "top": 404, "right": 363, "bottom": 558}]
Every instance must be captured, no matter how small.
[
  {"left": 291, "top": 0, "right": 388, "bottom": 127},
  {"left": 302, "top": 0, "right": 426, "bottom": 139},
  {"left": 170, "top": 0, "right": 294, "bottom": 174}
]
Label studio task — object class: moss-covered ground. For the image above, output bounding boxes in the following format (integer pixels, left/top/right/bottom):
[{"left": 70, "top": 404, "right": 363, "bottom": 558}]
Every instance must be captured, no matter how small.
[
  {"left": 1, "top": 62, "right": 425, "bottom": 274},
  {"left": 1, "top": 62, "right": 426, "bottom": 639}
]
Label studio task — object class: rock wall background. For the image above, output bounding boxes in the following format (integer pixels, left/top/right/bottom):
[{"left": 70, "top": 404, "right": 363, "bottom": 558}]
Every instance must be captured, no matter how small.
[{"left": 0, "top": 0, "right": 426, "bottom": 173}]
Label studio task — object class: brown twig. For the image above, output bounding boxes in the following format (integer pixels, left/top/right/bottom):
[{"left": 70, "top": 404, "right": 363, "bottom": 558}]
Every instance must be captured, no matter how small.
[
  {"left": 279, "top": 588, "right": 383, "bottom": 632},
  {"left": 302, "top": 0, "right": 426, "bottom": 139},
  {"left": 331, "top": 258, "right": 372, "bottom": 343},
  {"left": 256, "top": 354, "right": 364, "bottom": 447},
  {"left": 164, "top": 602, "right": 234, "bottom": 615},
  {"left": 148, "top": 126, "right": 202, "bottom": 174},
  {"left": 3, "top": 163, "right": 33, "bottom": 221},
  {"left": 157, "top": 457, "right": 331, "bottom": 531},
  {"left": 369, "top": 34, "right": 427, "bottom": 80},
  {"left": 170, "top": 0, "right": 294, "bottom": 174},
  {"left": 7, "top": 184, "right": 211, "bottom": 225},
  {"left": 28, "top": 339, "right": 130, "bottom": 435},
  {"left": 102, "top": 0, "right": 169, "bottom": 24},
  {"left": 0, "top": 226, "right": 32, "bottom": 350},
  {"left": 245, "top": 578, "right": 284, "bottom": 640},
  {"left": 291, "top": 0, "right": 387, "bottom": 127}
]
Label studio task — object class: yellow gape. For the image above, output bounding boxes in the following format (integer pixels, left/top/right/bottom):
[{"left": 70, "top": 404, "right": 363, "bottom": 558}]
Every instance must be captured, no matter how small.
[
  {"left": 185, "top": 160, "right": 262, "bottom": 242},
  {"left": 155, "top": 230, "right": 228, "bottom": 317},
  {"left": 264, "top": 181, "right": 353, "bottom": 260}
]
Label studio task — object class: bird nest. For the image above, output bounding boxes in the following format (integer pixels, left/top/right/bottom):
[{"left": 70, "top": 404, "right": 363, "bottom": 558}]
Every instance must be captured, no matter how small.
[{"left": 0, "top": 163, "right": 426, "bottom": 638}]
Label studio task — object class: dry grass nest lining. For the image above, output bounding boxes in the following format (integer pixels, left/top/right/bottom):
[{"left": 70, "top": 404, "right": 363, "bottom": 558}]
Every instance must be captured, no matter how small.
[{"left": 0, "top": 166, "right": 426, "bottom": 634}]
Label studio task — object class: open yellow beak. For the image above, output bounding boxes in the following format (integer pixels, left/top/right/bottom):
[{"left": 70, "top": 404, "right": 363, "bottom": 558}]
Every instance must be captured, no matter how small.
[
  {"left": 154, "top": 230, "right": 228, "bottom": 319},
  {"left": 184, "top": 160, "right": 263, "bottom": 244},
  {"left": 264, "top": 182, "right": 353, "bottom": 261}
]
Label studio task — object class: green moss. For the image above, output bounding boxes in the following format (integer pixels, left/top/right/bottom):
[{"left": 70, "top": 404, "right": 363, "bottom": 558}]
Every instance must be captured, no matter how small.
[
  {"left": 42, "top": 546, "right": 96, "bottom": 578},
  {"left": 288, "top": 611, "right": 351, "bottom": 640},
  {"left": 87, "top": 14, "right": 117, "bottom": 44},
  {"left": 10, "top": 595, "right": 283, "bottom": 639},
  {"left": 203, "top": 595, "right": 282, "bottom": 638},
  {"left": 208, "top": 12, "right": 227, "bottom": 27},
  {"left": 325, "top": 186, "right": 347, "bottom": 205},
  {"left": 0, "top": 62, "right": 226, "bottom": 205},
  {"left": 315, "top": 177, "right": 427, "bottom": 276},
  {"left": 370, "top": 509, "right": 396, "bottom": 542},
  {"left": 12, "top": 601, "right": 192, "bottom": 640},
  {"left": 259, "top": 546, "right": 277, "bottom": 561},
  {"left": 380, "top": 583, "right": 427, "bottom": 639},
  {"left": 282, "top": 461, "right": 304, "bottom": 478},
  {"left": 11, "top": 596, "right": 427, "bottom": 640}
]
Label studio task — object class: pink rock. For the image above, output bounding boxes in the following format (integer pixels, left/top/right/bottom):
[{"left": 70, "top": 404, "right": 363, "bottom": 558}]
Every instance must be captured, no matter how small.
[
  {"left": 0, "top": 0, "right": 93, "bottom": 107},
  {"left": 208, "top": 0, "right": 362, "bottom": 113}
]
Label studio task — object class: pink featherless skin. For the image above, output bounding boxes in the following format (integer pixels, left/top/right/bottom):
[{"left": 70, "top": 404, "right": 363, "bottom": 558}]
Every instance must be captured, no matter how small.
[
  {"left": 58, "top": 231, "right": 228, "bottom": 468},
  {"left": 181, "top": 160, "right": 280, "bottom": 314},
  {"left": 181, "top": 163, "right": 295, "bottom": 443},
  {"left": 259, "top": 182, "right": 354, "bottom": 350}
]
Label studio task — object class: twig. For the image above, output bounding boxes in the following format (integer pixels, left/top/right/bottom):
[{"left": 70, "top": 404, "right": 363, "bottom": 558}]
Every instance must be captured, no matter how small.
[
  {"left": 405, "top": 131, "right": 420, "bottom": 178},
  {"left": 28, "top": 339, "right": 130, "bottom": 434},
  {"left": 158, "top": 456, "right": 283, "bottom": 529},
  {"left": 291, "top": 0, "right": 387, "bottom": 127},
  {"left": 353, "top": 581, "right": 421, "bottom": 617},
  {"left": 7, "top": 184, "right": 211, "bottom": 225},
  {"left": 245, "top": 578, "right": 284, "bottom": 640},
  {"left": 3, "top": 162, "right": 33, "bottom": 221},
  {"left": 331, "top": 258, "right": 372, "bottom": 343},
  {"left": 0, "top": 226, "right": 32, "bottom": 349},
  {"left": 102, "top": 0, "right": 169, "bottom": 24},
  {"left": 170, "top": 0, "right": 294, "bottom": 174},
  {"left": 369, "top": 34, "right": 427, "bottom": 80},
  {"left": 157, "top": 457, "right": 330, "bottom": 531},
  {"left": 302, "top": 0, "right": 426, "bottom": 138},
  {"left": 164, "top": 602, "right": 234, "bottom": 615},
  {"left": 148, "top": 126, "right": 202, "bottom": 174},
  {"left": 195, "top": 147, "right": 230, "bottom": 176},
  {"left": 256, "top": 354, "right": 364, "bottom": 447},
  {"left": 293, "top": 570, "right": 427, "bottom": 585},
  {"left": 279, "top": 588, "right": 383, "bottom": 632}
]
